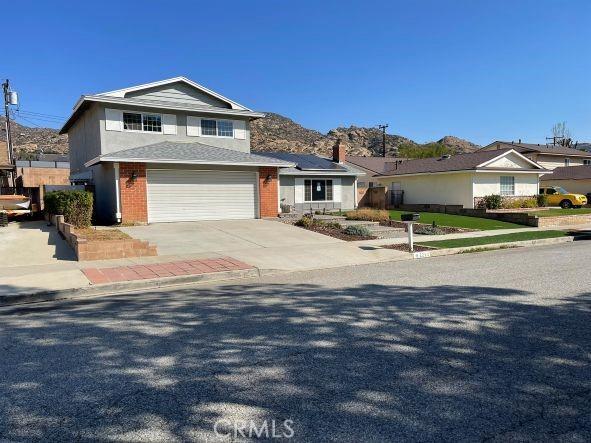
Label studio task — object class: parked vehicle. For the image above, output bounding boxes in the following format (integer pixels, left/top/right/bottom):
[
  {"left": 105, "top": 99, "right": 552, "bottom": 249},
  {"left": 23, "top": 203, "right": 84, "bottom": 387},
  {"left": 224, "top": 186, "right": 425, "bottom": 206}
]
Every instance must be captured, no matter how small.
[{"left": 539, "top": 186, "right": 588, "bottom": 209}]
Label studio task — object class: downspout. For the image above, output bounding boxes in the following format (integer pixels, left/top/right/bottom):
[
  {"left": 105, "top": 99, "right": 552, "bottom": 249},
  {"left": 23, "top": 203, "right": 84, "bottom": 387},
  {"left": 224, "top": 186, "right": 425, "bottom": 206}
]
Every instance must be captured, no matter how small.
[
  {"left": 114, "top": 162, "right": 122, "bottom": 223},
  {"left": 353, "top": 177, "right": 358, "bottom": 209}
]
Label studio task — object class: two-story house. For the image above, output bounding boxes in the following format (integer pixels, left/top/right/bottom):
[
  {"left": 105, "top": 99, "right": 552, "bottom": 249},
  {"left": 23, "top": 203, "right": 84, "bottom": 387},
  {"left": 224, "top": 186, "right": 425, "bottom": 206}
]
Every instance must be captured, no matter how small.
[
  {"left": 60, "top": 77, "right": 294, "bottom": 224},
  {"left": 480, "top": 141, "right": 591, "bottom": 170}
]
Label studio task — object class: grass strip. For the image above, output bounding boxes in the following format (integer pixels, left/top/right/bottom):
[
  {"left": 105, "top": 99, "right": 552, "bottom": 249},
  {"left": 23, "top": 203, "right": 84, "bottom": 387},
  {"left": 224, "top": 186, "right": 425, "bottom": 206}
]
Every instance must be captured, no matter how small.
[{"left": 417, "top": 230, "right": 567, "bottom": 249}]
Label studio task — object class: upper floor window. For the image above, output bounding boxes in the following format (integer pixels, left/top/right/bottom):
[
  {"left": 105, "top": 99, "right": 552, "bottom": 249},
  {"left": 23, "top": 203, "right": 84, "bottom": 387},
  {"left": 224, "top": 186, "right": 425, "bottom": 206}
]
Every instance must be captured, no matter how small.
[
  {"left": 201, "top": 119, "right": 233, "bottom": 137},
  {"left": 565, "top": 158, "right": 571, "bottom": 166},
  {"left": 123, "top": 112, "right": 162, "bottom": 133},
  {"left": 500, "top": 176, "right": 515, "bottom": 196},
  {"left": 584, "top": 159, "right": 591, "bottom": 166}
]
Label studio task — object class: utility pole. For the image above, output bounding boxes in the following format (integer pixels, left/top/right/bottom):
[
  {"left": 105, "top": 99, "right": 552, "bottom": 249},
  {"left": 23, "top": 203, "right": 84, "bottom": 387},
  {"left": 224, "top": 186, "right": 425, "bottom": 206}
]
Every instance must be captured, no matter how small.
[
  {"left": 377, "top": 124, "right": 389, "bottom": 157},
  {"left": 2, "top": 79, "right": 16, "bottom": 189}
]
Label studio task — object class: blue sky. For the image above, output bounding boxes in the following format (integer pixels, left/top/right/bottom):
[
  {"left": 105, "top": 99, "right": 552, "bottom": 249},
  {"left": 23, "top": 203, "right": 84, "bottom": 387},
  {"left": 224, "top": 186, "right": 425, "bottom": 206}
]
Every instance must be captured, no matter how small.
[{"left": 4, "top": 0, "right": 590, "bottom": 145}]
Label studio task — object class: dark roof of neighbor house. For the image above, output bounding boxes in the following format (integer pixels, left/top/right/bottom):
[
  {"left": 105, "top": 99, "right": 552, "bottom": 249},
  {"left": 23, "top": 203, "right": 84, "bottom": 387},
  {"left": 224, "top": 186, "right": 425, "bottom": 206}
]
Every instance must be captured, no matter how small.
[
  {"left": 377, "top": 148, "right": 543, "bottom": 177},
  {"left": 483, "top": 141, "right": 591, "bottom": 157},
  {"left": 541, "top": 165, "right": 591, "bottom": 180},
  {"left": 254, "top": 152, "right": 364, "bottom": 176},
  {"left": 345, "top": 156, "right": 409, "bottom": 175},
  {"left": 93, "top": 142, "right": 295, "bottom": 168}
]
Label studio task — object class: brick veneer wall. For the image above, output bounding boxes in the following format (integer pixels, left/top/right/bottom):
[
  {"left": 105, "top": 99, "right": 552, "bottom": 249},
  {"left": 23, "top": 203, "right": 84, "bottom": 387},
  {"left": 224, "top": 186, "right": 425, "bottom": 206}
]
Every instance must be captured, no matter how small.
[
  {"left": 259, "top": 167, "right": 279, "bottom": 218},
  {"left": 120, "top": 162, "right": 148, "bottom": 223}
]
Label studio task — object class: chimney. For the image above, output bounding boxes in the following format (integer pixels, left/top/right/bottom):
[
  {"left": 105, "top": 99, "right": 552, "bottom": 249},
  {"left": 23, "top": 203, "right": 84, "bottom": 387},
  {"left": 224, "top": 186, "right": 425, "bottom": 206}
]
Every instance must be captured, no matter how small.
[
  {"left": 518, "top": 138, "right": 522, "bottom": 143},
  {"left": 332, "top": 139, "right": 346, "bottom": 164}
]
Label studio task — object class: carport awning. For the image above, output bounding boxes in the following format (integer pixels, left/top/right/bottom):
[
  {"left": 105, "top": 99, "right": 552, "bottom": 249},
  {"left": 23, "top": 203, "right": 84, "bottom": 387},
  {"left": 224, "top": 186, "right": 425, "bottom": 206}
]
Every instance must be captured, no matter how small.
[{"left": 85, "top": 141, "right": 296, "bottom": 168}]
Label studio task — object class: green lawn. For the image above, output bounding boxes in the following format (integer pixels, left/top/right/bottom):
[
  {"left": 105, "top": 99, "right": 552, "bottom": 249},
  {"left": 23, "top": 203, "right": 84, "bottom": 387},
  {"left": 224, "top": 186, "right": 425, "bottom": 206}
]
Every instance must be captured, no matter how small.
[
  {"left": 529, "top": 208, "right": 591, "bottom": 217},
  {"left": 417, "top": 230, "right": 567, "bottom": 249},
  {"left": 388, "top": 210, "right": 525, "bottom": 230}
]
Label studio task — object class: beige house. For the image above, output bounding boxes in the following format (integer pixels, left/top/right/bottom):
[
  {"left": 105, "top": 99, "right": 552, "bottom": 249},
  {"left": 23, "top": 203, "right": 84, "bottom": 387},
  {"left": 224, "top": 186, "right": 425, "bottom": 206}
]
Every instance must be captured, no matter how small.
[
  {"left": 540, "top": 166, "right": 591, "bottom": 196},
  {"left": 481, "top": 141, "right": 591, "bottom": 170},
  {"left": 375, "top": 149, "right": 548, "bottom": 209}
]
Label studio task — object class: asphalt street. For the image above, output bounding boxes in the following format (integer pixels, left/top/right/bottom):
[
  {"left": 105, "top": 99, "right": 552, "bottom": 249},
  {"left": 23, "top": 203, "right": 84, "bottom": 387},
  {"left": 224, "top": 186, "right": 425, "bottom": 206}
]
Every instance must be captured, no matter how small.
[{"left": 1, "top": 241, "right": 590, "bottom": 442}]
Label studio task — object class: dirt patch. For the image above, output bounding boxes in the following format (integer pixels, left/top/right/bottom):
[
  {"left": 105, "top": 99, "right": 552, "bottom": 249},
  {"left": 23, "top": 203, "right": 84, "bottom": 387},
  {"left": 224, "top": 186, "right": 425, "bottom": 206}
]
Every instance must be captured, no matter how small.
[
  {"left": 75, "top": 228, "right": 131, "bottom": 241},
  {"left": 381, "top": 244, "right": 434, "bottom": 252},
  {"left": 304, "top": 224, "right": 376, "bottom": 241}
]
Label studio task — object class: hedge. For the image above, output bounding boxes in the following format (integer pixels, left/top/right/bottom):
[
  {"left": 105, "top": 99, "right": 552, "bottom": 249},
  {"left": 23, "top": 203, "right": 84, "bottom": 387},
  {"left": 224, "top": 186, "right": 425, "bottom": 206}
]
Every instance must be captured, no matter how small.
[{"left": 44, "top": 190, "right": 93, "bottom": 228}]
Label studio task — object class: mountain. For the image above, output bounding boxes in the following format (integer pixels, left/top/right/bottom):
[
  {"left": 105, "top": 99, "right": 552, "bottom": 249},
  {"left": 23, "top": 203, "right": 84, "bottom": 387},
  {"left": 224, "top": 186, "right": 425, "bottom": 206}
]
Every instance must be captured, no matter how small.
[
  {"left": 0, "top": 116, "right": 68, "bottom": 160},
  {"left": 250, "top": 113, "right": 479, "bottom": 156},
  {"left": 2, "top": 112, "right": 480, "bottom": 160}
]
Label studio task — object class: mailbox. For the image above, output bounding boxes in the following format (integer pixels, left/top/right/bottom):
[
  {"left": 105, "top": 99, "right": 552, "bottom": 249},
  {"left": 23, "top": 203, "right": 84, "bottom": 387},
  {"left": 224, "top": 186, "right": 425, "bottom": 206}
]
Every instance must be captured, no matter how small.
[{"left": 401, "top": 213, "right": 420, "bottom": 222}]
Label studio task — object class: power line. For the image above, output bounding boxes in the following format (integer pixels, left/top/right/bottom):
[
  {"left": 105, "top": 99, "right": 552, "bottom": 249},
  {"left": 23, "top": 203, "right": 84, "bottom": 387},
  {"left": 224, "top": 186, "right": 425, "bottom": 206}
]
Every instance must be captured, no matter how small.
[{"left": 16, "top": 109, "right": 66, "bottom": 119}]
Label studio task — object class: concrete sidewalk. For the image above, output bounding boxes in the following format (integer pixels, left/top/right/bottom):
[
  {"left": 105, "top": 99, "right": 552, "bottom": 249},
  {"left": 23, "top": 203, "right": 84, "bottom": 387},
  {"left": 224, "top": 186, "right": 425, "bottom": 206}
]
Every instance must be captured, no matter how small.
[{"left": 1, "top": 220, "right": 588, "bottom": 302}]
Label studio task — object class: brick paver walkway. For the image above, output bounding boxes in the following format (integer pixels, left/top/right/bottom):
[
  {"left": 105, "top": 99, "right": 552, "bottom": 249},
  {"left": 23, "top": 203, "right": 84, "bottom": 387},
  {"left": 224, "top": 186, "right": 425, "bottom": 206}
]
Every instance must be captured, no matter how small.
[{"left": 82, "top": 257, "right": 253, "bottom": 285}]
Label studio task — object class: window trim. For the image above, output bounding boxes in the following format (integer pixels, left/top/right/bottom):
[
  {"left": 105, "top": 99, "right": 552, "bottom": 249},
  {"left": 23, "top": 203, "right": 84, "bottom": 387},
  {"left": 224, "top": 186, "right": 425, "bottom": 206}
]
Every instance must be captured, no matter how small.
[
  {"left": 304, "top": 179, "right": 334, "bottom": 202},
  {"left": 500, "top": 175, "right": 515, "bottom": 196},
  {"left": 122, "top": 111, "right": 163, "bottom": 134},
  {"left": 565, "top": 158, "right": 571, "bottom": 166},
  {"left": 583, "top": 159, "right": 591, "bottom": 166},
  {"left": 199, "top": 118, "right": 235, "bottom": 138}
]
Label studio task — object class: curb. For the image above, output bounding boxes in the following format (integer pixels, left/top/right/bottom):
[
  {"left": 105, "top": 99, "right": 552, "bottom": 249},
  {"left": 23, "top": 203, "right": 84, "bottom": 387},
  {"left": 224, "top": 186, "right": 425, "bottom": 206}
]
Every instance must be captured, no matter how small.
[
  {"left": 423, "top": 235, "right": 574, "bottom": 258},
  {"left": 0, "top": 268, "right": 260, "bottom": 307}
]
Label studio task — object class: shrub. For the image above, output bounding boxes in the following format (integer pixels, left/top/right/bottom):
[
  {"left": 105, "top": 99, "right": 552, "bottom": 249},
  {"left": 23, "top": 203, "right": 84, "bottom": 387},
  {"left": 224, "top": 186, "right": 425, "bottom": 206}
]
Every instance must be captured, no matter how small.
[
  {"left": 44, "top": 190, "right": 93, "bottom": 228},
  {"left": 519, "top": 197, "right": 538, "bottom": 209},
  {"left": 343, "top": 225, "right": 372, "bottom": 237},
  {"left": 346, "top": 208, "right": 390, "bottom": 223},
  {"left": 294, "top": 215, "right": 314, "bottom": 228},
  {"left": 323, "top": 221, "right": 342, "bottom": 229},
  {"left": 482, "top": 194, "right": 503, "bottom": 210},
  {"left": 537, "top": 194, "right": 548, "bottom": 207}
]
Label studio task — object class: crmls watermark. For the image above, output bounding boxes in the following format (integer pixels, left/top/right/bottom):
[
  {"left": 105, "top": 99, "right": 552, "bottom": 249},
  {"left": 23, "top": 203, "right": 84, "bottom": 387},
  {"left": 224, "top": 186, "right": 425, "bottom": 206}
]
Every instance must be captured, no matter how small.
[{"left": 214, "top": 419, "right": 294, "bottom": 439}]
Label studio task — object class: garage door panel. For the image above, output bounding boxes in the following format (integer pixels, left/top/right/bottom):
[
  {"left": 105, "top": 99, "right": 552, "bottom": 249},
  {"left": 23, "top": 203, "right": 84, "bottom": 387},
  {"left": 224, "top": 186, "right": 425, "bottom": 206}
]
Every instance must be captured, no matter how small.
[{"left": 147, "top": 170, "right": 258, "bottom": 222}]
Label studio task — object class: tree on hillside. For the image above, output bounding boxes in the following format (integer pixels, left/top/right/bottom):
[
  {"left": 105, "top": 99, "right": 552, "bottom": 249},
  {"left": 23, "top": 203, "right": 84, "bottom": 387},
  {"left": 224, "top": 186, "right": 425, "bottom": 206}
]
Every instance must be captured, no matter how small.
[{"left": 398, "top": 142, "right": 452, "bottom": 159}]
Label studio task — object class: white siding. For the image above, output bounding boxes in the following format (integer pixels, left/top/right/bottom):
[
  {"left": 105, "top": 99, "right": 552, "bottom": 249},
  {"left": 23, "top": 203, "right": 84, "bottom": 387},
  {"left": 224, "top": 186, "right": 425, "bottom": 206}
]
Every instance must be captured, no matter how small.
[
  {"left": 473, "top": 173, "right": 539, "bottom": 198},
  {"left": 104, "top": 109, "right": 122, "bottom": 131},
  {"left": 147, "top": 169, "right": 258, "bottom": 222},
  {"left": 377, "top": 173, "right": 474, "bottom": 208}
]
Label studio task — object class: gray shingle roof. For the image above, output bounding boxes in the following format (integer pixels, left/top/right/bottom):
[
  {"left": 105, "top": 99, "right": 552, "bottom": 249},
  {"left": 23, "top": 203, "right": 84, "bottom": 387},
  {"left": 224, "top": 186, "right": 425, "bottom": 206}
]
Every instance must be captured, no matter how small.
[
  {"left": 377, "top": 149, "right": 542, "bottom": 176},
  {"left": 253, "top": 152, "right": 365, "bottom": 175},
  {"left": 541, "top": 165, "right": 591, "bottom": 180},
  {"left": 98, "top": 142, "right": 295, "bottom": 167},
  {"left": 346, "top": 156, "right": 409, "bottom": 175}
]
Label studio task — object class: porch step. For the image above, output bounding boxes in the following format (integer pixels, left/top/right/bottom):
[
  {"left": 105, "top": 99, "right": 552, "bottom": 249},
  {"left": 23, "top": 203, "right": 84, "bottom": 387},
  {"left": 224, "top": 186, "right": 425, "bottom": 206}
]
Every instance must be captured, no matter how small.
[
  {"left": 338, "top": 220, "right": 380, "bottom": 228},
  {"left": 366, "top": 225, "right": 406, "bottom": 239}
]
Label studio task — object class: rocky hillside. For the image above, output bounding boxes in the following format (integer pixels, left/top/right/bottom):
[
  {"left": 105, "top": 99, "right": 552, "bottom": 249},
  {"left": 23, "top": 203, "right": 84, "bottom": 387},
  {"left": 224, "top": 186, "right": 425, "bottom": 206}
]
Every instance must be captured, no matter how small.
[
  {"left": 0, "top": 116, "right": 68, "bottom": 159},
  {"left": 2, "top": 112, "right": 479, "bottom": 160},
  {"left": 250, "top": 113, "right": 478, "bottom": 156}
]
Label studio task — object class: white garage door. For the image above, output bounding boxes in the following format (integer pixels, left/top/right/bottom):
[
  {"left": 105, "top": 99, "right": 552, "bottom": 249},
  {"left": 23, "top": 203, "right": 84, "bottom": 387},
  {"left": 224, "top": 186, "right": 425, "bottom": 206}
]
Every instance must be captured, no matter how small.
[{"left": 147, "top": 169, "right": 258, "bottom": 223}]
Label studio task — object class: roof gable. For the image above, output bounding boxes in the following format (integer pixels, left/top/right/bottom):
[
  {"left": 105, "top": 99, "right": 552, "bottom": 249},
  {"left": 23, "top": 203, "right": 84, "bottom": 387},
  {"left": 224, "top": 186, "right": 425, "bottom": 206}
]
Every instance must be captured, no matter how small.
[
  {"left": 96, "top": 76, "right": 249, "bottom": 110},
  {"left": 482, "top": 141, "right": 591, "bottom": 157}
]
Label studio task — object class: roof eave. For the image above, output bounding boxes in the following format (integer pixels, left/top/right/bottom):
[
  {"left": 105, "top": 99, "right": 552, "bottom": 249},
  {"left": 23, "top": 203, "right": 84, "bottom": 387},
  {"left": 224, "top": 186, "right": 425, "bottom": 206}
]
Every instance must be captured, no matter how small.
[{"left": 85, "top": 156, "right": 295, "bottom": 169}]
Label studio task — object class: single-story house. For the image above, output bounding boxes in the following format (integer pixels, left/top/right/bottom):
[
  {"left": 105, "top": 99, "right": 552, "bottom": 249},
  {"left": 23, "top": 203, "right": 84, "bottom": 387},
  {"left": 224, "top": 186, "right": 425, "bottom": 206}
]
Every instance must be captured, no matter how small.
[
  {"left": 540, "top": 165, "right": 591, "bottom": 196},
  {"left": 374, "top": 149, "right": 549, "bottom": 209},
  {"left": 481, "top": 141, "right": 591, "bottom": 170},
  {"left": 256, "top": 145, "right": 365, "bottom": 213}
]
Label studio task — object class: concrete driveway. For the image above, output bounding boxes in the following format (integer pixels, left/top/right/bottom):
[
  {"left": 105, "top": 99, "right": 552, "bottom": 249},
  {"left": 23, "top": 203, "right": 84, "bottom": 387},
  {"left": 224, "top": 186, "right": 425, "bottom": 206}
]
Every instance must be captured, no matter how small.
[{"left": 120, "top": 219, "right": 409, "bottom": 272}]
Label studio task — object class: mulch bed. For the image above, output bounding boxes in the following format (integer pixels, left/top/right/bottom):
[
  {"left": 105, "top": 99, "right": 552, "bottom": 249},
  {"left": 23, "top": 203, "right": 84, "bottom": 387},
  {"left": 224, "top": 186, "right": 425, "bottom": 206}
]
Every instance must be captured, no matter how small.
[
  {"left": 304, "top": 225, "right": 377, "bottom": 241},
  {"left": 381, "top": 244, "right": 434, "bottom": 252},
  {"left": 75, "top": 228, "right": 131, "bottom": 241}
]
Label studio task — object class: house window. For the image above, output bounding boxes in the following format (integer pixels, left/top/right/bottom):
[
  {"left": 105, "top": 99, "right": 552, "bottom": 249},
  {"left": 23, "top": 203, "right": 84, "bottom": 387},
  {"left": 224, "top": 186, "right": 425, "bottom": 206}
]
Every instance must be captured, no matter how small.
[
  {"left": 304, "top": 179, "right": 333, "bottom": 201},
  {"left": 123, "top": 112, "right": 142, "bottom": 131},
  {"left": 584, "top": 160, "right": 591, "bottom": 166},
  {"left": 500, "top": 176, "right": 515, "bottom": 196},
  {"left": 565, "top": 158, "right": 571, "bottom": 166},
  {"left": 201, "top": 119, "right": 234, "bottom": 137},
  {"left": 123, "top": 112, "right": 162, "bottom": 133}
]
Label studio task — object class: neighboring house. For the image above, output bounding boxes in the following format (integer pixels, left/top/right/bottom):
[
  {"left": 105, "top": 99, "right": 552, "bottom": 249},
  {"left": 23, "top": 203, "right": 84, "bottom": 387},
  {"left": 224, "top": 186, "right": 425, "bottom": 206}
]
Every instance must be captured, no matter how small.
[
  {"left": 59, "top": 77, "right": 294, "bottom": 224},
  {"left": 256, "top": 145, "right": 365, "bottom": 213},
  {"left": 345, "top": 155, "right": 407, "bottom": 206},
  {"left": 374, "top": 149, "right": 548, "bottom": 209},
  {"left": 481, "top": 141, "right": 591, "bottom": 170},
  {"left": 14, "top": 157, "right": 71, "bottom": 209},
  {"left": 540, "top": 165, "right": 591, "bottom": 196}
]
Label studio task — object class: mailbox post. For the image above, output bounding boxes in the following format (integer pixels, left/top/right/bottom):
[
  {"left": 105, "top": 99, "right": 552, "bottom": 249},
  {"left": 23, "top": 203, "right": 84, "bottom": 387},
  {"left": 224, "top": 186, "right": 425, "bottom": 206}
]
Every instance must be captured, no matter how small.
[{"left": 401, "top": 213, "right": 420, "bottom": 252}]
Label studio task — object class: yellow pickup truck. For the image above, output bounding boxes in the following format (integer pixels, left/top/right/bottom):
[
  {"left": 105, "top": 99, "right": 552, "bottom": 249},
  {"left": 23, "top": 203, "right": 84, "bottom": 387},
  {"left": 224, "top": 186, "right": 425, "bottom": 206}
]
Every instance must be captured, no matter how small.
[{"left": 539, "top": 186, "right": 588, "bottom": 209}]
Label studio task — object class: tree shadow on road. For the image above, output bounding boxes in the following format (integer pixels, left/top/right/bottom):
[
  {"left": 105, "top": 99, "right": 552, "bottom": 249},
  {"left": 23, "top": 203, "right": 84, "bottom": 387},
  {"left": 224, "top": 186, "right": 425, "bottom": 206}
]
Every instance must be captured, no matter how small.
[{"left": 0, "top": 282, "right": 589, "bottom": 441}]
